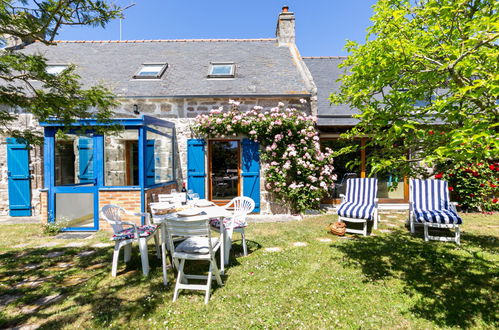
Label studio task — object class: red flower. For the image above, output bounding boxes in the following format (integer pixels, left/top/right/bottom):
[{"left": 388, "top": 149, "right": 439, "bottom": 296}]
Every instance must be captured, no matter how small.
[
  {"left": 469, "top": 193, "right": 475, "bottom": 197},
  {"left": 493, "top": 198, "right": 498, "bottom": 203},
  {"left": 448, "top": 187, "right": 454, "bottom": 191},
  {"left": 489, "top": 165, "right": 495, "bottom": 170},
  {"left": 435, "top": 173, "right": 443, "bottom": 179},
  {"left": 429, "top": 130, "right": 434, "bottom": 135},
  {"left": 480, "top": 183, "right": 485, "bottom": 187},
  {"left": 472, "top": 171, "right": 479, "bottom": 177},
  {"left": 491, "top": 184, "right": 497, "bottom": 188},
  {"left": 478, "top": 162, "right": 483, "bottom": 166}
]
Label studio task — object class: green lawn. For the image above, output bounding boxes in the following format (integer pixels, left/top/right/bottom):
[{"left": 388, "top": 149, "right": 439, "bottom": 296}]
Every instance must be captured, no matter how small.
[{"left": 0, "top": 213, "right": 497, "bottom": 329}]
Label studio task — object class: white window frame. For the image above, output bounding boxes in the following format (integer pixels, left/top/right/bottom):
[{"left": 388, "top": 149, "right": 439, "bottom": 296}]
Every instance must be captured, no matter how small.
[
  {"left": 133, "top": 63, "right": 168, "bottom": 79},
  {"left": 46, "top": 64, "right": 69, "bottom": 75},
  {"left": 208, "top": 62, "right": 235, "bottom": 78}
]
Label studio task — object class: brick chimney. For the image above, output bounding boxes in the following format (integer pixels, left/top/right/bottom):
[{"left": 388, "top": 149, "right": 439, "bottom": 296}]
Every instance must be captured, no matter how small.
[{"left": 276, "top": 6, "right": 295, "bottom": 46}]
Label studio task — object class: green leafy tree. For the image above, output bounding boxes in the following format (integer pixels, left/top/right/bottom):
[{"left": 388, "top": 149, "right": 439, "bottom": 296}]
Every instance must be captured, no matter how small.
[
  {"left": 0, "top": 0, "right": 122, "bottom": 143},
  {"left": 330, "top": 0, "right": 498, "bottom": 178}
]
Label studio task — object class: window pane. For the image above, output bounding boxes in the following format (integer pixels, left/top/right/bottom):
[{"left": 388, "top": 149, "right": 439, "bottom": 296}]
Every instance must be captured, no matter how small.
[
  {"left": 104, "top": 130, "right": 139, "bottom": 186},
  {"left": 137, "top": 64, "right": 164, "bottom": 77},
  {"left": 210, "top": 141, "right": 239, "bottom": 201},
  {"left": 365, "top": 146, "right": 404, "bottom": 199},
  {"left": 320, "top": 139, "right": 361, "bottom": 198},
  {"left": 55, "top": 133, "right": 94, "bottom": 186},
  {"left": 211, "top": 64, "right": 233, "bottom": 75},
  {"left": 55, "top": 193, "right": 94, "bottom": 228},
  {"left": 146, "top": 130, "right": 174, "bottom": 185},
  {"left": 47, "top": 65, "right": 68, "bottom": 75}
]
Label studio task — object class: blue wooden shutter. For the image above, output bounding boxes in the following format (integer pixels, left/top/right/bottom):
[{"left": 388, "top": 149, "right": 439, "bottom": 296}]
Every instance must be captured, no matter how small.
[
  {"left": 146, "top": 139, "right": 156, "bottom": 186},
  {"left": 242, "top": 138, "right": 260, "bottom": 212},
  {"left": 7, "top": 138, "right": 32, "bottom": 216},
  {"left": 187, "top": 139, "right": 206, "bottom": 199},
  {"left": 78, "top": 138, "right": 94, "bottom": 184}
]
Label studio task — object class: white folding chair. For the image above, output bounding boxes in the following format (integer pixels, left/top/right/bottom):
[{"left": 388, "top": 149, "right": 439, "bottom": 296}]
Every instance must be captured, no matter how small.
[
  {"left": 409, "top": 179, "right": 462, "bottom": 244},
  {"left": 337, "top": 178, "right": 379, "bottom": 236},
  {"left": 100, "top": 205, "right": 160, "bottom": 276},
  {"left": 210, "top": 196, "right": 255, "bottom": 256},
  {"left": 165, "top": 215, "right": 223, "bottom": 304}
]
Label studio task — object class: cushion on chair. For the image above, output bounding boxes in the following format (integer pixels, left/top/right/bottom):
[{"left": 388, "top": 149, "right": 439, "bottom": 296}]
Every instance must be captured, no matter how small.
[
  {"left": 337, "top": 202, "right": 376, "bottom": 221},
  {"left": 175, "top": 237, "right": 219, "bottom": 254},
  {"left": 112, "top": 224, "right": 158, "bottom": 241},
  {"left": 414, "top": 209, "right": 462, "bottom": 224},
  {"left": 210, "top": 218, "right": 247, "bottom": 229}
]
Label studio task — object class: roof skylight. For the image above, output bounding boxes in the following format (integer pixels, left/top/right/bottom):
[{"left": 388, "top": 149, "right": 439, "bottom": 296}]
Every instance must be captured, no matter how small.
[
  {"left": 208, "top": 63, "right": 235, "bottom": 78},
  {"left": 46, "top": 65, "right": 69, "bottom": 75},
  {"left": 134, "top": 63, "right": 168, "bottom": 79}
]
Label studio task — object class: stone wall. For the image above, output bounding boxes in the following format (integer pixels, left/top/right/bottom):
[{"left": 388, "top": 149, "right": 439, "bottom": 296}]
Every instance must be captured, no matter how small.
[{"left": 1, "top": 96, "right": 311, "bottom": 220}]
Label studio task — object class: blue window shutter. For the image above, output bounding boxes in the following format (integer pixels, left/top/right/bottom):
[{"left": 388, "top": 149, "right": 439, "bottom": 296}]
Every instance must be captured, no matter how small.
[
  {"left": 242, "top": 138, "right": 260, "bottom": 212},
  {"left": 187, "top": 139, "right": 206, "bottom": 199},
  {"left": 146, "top": 139, "right": 155, "bottom": 186},
  {"left": 7, "top": 138, "right": 32, "bottom": 216},
  {"left": 78, "top": 138, "right": 94, "bottom": 184}
]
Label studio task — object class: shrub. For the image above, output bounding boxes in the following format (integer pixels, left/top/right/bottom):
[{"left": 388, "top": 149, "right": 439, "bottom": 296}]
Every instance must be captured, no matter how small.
[
  {"left": 436, "top": 162, "right": 499, "bottom": 212},
  {"left": 193, "top": 100, "right": 335, "bottom": 213}
]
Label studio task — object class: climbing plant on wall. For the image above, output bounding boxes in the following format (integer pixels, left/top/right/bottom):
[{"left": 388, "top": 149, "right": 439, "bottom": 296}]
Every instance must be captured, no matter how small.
[{"left": 193, "top": 100, "right": 335, "bottom": 213}]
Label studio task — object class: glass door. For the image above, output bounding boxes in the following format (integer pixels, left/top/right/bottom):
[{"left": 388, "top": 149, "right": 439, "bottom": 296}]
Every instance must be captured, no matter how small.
[
  {"left": 208, "top": 140, "right": 240, "bottom": 202},
  {"left": 50, "top": 133, "right": 99, "bottom": 231}
]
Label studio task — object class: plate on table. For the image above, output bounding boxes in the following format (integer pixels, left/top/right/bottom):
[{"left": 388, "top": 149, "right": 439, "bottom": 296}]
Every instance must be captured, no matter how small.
[
  {"left": 177, "top": 208, "right": 203, "bottom": 217},
  {"left": 194, "top": 200, "right": 215, "bottom": 207}
]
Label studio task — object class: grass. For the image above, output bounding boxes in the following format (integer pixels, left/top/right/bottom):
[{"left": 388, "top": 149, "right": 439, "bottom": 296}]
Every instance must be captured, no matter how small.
[{"left": 0, "top": 212, "right": 497, "bottom": 329}]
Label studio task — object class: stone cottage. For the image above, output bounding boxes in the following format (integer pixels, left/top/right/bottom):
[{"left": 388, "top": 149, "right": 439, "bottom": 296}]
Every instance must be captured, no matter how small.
[{"left": 0, "top": 6, "right": 408, "bottom": 230}]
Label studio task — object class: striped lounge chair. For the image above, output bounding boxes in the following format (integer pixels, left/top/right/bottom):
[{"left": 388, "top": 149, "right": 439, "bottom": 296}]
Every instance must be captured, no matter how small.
[
  {"left": 337, "top": 178, "right": 379, "bottom": 236},
  {"left": 409, "top": 179, "right": 462, "bottom": 244}
]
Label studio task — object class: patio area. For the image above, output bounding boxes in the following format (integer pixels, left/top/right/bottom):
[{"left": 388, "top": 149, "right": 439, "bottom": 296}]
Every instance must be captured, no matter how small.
[{"left": 0, "top": 212, "right": 497, "bottom": 329}]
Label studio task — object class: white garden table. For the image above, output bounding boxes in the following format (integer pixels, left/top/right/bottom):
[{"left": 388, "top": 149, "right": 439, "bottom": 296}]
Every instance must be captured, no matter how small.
[{"left": 151, "top": 201, "right": 233, "bottom": 285}]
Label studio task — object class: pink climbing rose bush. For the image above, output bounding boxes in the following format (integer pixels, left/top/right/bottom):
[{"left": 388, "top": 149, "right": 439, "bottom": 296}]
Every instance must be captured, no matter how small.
[{"left": 193, "top": 100, "right": 335, "bottom": 213}]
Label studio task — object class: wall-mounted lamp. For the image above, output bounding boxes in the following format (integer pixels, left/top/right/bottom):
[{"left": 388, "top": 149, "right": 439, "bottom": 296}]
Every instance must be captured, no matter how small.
[{"left": 133, "top": 104, "right": 140, "bottom": 115}]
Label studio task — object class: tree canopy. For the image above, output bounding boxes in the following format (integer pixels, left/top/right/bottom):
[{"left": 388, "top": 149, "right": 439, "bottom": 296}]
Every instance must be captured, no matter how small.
[
  {"left": 0, "top": 0, "right": 122, "bottom": 143},
  {"left": 330, "top": 0, "right": 498, "bottom": 177}
]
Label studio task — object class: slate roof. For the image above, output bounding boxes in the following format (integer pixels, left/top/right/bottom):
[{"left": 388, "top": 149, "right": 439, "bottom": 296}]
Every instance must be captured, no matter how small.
[
  {"left": 21, "top": 39, "right": 310, "bottom": 98},
  {"left": 303, "top": 57, "right": 359, "bottom": 126}
]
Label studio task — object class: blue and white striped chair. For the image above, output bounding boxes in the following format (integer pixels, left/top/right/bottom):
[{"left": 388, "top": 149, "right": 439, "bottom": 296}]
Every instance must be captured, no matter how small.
[
  {"left": 409, "top": 179, "right": 462, "bottom": 244},
  {"left": 337, "top": 178, "right": 379, "bottom": 236}
]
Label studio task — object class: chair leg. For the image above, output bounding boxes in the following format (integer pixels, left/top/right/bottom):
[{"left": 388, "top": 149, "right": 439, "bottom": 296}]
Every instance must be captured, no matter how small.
[
  {"left": 205, "top": 262, "right": 213, "bottom": 304},
  {"left": 173, "top": 259, "right": 185, "bottom": 302},
  {"left": 154, "top": 232, "right": 161, "bottom": 259},
  {"left": 363, "top": 220, "right": 367, "bottom": 236},
  {"left": 373, "top": 210, "right": 379, "bottom": 230},
  {"left": 456, "top": 226, "right": 461, "bottom": 245},
  {"left": 124, "top": 244, "right": 131, "bottom": 263},
  {"left": 112, "top": 243, "right": 121, "bottom": 277},
  {"left": 241, "top": 230, "right": 248, "bottom": 256},
  {"left": 138, "top": 238, "right": 150, "bottom": 276},
  {"left": 424, "top": 224, "right": 429, "bottom": 242},
  {"left": 410, "top": 214, "right": 415, "bottom": 234},
  {"left": 211, "top": 259, "right": 223, "bottom": 286}
]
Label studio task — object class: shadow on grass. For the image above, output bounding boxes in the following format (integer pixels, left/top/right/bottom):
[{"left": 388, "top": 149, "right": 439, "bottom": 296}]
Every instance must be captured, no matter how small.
[
  {"left": 0, "top": 237, "right": 254, "bottom": 328},
  {"left": 335, "top": 229, "right": 499, "bottom": 328}
]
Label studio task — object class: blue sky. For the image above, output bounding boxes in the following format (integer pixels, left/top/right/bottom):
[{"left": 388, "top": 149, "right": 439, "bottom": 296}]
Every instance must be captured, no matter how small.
[{"left": 57, "top": 1, "right": 376, "bottom": 56}]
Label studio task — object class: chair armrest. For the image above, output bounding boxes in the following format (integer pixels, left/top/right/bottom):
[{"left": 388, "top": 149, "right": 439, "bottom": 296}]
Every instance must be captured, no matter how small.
[
  {"left": 123, "top": 209, "right": 152, "bottom": 226},
  {"left": 449, "top": 202, "right": 458, "bottom": 213},
  {"left": 339, "top": 194, "right": 346, "bottom": 203},
  {"left": 374, "top": 198, "right": 379, "bottom": 206}
]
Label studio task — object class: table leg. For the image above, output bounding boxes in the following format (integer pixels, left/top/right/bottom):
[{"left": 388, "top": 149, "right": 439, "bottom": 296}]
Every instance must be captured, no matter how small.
[{"left": 220, "top": 221, "right": 225, "bottom": 275}]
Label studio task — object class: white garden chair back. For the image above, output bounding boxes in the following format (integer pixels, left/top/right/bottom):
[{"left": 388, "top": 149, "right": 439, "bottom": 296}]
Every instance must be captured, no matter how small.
[
  {"left": 409, "top": 179, "right": 462, "bottom": 244},
  {"left": 100, "top": 204, "right": 160, "bottom": 277},
  {"left": 165, "top": 215, "right": 223, "bottom": 304},
  {"left": 215, "top": 196, "right": 255, "bottom": 256},
  {"left": 336, "top": 178, "right": 379, "bottom": 236},
  {"left": 157, "top": 194, "right": 175, "bottom": 203}
]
